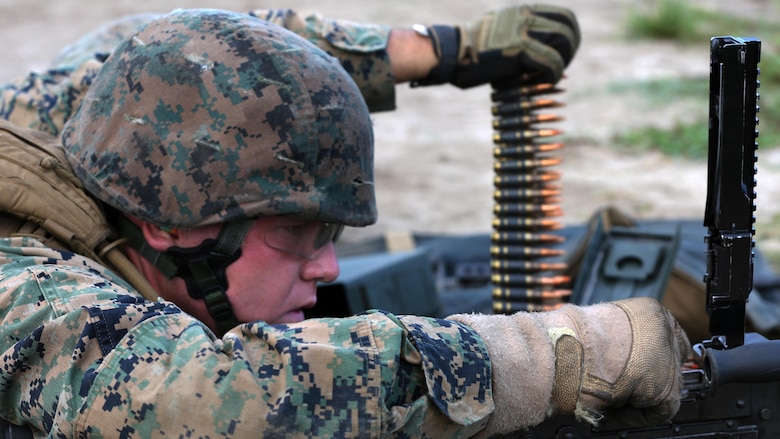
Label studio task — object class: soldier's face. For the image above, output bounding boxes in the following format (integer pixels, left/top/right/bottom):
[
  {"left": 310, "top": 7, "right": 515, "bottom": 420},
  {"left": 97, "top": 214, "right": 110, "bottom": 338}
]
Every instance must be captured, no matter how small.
[
  {"left": 225, "top": 216, "right": 341, "bottom": 325},
  {"left": 162, "top": 216, "right": 340, "bottom": 328}
]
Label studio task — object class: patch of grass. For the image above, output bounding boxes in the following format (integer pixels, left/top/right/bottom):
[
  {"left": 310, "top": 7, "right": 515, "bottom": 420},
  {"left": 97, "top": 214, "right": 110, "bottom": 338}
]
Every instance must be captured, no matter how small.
[
  {"left": 626, "top": 0, "right": 703, "bottom": 42},
  {"left": 613, "top": 123, "right": 709, "bottom": 159},
  {"left": 608, "top": 78, "right": 708, "bottom": 159},
  {"left": 614, "top": 1, "right": 780, "bottom": 159},
  {"left": 626, "top": 0, "right": 769, "bottom": 43},
  {"left": 758, "top": 92, "right": 780, "bottom": 147},
  {"left": 613, "top": 115, "right": 780, "bottom": 161},
  {"left": 609, "top": 75, "right": 780, "bottom": 159},
  {"left": 607, "top": 77, "right": 707, "bottom": 106}
]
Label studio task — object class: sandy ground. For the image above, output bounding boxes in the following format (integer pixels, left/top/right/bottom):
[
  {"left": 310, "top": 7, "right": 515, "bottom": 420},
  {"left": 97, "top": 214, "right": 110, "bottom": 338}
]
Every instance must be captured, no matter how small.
[{"left": 2, "top": 0, "right": 779, "bottom": 255}]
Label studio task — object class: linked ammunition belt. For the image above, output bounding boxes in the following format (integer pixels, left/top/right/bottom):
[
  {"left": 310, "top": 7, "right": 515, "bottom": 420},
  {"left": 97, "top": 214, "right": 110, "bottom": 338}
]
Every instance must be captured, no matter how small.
[{"left": 490, "top": 81, "right": 571, "bottom": 313}]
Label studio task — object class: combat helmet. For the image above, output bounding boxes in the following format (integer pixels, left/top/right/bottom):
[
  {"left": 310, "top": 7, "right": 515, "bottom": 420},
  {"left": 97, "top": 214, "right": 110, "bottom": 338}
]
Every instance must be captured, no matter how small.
[{"left": 61, "top": 9, "right": 376, "bottom": 334}]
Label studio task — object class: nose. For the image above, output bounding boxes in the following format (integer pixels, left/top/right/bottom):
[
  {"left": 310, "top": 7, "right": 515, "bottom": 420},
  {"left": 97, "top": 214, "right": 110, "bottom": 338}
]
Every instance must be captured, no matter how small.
[{"left": 301, "top": 242, "right": 340, "bottom": 283}]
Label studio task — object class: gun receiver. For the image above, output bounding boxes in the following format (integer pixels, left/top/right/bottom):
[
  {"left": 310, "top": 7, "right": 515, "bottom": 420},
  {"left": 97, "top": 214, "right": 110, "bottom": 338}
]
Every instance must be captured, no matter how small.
[
  {"left": 501, "top": 36, "right": 780, "bottom": 439},
  {"left": 703, "top": 36, "right": 760, "bottom": 349}
]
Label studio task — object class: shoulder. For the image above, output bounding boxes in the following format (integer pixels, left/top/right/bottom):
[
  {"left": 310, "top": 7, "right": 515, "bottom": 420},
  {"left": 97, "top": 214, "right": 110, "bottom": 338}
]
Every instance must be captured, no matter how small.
[{"left": 0, "top": 236, "right": 149, "bottom": 322}]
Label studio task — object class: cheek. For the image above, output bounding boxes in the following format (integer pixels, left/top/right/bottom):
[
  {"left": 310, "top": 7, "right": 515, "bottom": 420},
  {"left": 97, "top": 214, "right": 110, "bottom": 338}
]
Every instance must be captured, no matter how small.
[{"left": 226, "top": 244, "right": 300, "bottom": 321}]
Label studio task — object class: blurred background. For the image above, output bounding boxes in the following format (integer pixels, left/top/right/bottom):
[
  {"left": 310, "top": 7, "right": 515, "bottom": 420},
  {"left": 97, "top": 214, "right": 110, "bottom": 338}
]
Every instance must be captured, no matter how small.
[{"left": 2, "top": 0, "right": 779, "bottom": 265}]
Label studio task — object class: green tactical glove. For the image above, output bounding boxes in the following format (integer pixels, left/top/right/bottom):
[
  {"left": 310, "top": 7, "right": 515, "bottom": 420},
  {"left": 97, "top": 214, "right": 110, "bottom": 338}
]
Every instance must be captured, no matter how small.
[
  {"left": 414, "top": 4, "right": 580, "bottom": 88},
  {"left": 448, "top": 297, "right": 693, "bottom": 436}
]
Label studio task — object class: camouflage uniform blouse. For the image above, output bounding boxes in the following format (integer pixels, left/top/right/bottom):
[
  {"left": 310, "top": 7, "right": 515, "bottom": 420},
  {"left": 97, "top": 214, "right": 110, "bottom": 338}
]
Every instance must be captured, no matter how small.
[
  {"left": 0, "top": 8, "right": 397, "bottom": 138},
  {"left": 0, "top": 236, "right": 493, "bottom": 437}
]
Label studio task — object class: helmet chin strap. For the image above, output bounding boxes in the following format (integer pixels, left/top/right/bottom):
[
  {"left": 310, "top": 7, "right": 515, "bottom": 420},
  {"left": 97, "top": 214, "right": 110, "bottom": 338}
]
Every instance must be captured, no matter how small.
[{"left": 116, "top": 215, "right": 254, "bottom": 335}]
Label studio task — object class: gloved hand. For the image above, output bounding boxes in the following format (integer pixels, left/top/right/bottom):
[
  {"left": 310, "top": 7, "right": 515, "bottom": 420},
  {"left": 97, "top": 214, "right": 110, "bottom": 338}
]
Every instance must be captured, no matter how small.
[
  {"left": 448, "top": 297, "right": 693, "bottom": 437},
  {"left": 413, "top": 4, "right": 580, "bottom": 88}
]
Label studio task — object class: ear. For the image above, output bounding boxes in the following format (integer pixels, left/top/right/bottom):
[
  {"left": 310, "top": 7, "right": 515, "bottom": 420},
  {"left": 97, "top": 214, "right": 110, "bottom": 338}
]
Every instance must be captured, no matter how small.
[{"left": 140, "top": 222, "right": 179, "bottom": 251}]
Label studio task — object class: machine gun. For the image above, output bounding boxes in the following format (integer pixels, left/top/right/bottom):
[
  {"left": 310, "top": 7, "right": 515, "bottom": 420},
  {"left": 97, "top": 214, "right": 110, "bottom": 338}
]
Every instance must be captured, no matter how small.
[
  {"left": 503, "top": 36, "right": 780, "bottom": 439},
  {"left": 703, "top": 36, "right": 760, "bottom": 350}
]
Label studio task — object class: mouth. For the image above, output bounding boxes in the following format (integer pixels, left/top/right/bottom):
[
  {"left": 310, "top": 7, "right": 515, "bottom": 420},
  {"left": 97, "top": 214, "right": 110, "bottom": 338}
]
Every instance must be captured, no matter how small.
[
  {"left": 283, "top": 298, "right": 318, "bottom": 324},
  {"left": 284, "top": 309, "right": 306, "bottom": 323}
]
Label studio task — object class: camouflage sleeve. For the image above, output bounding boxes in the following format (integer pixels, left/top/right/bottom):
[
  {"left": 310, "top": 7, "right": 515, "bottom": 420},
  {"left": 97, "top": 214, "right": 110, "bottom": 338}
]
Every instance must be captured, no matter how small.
[
  {"left": 0, "top": 238, "right": 492, "bottom": 438},
  {"left": 0, "top": 60, "right": 102, "bottom": 137},
  {"left": 0, "top": 9, "right": 395, "bottom": 137}
]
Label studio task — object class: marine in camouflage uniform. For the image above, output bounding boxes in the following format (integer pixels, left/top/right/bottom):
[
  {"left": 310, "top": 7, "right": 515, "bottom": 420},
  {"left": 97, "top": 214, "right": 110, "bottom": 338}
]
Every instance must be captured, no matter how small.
[{"left": 0, "top": 7, "right": 691, "bottom": 438}]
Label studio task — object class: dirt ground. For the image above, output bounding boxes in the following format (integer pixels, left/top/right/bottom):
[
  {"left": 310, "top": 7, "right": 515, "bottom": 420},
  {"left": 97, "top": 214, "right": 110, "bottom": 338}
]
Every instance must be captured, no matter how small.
[{"left": 3, "top": 0, "right": 779, "bottom": 255}]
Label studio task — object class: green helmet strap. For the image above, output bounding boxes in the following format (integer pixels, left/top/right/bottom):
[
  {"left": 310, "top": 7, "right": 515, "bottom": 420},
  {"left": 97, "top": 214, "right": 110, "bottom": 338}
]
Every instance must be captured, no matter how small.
[{"left": 116, "top": 216, "right": 253, "bottom": 335}]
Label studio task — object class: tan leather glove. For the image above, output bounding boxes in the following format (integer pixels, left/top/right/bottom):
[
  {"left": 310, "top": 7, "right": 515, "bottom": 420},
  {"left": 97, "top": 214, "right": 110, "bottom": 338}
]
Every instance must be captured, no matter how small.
[
  {"left": 414, "top": 4, "right": 580, "bottom": 88},
  {"left": 448, "top": 297, "right": 693, "bottom": 437}
]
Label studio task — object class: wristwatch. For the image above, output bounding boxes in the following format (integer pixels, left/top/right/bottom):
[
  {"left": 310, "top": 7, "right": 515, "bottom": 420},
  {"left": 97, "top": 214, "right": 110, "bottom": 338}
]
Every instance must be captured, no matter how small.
[
  {"left": 409, "top": 23, "right": 459, "bottom": 87},
  {"left": 412, "top": 23, "right": 429, "bottom": 38}
]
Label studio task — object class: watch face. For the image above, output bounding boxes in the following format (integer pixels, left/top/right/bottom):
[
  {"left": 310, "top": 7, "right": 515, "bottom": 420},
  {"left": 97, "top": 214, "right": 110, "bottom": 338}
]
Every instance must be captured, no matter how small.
[{"left": 412, "top": 24, "right": 430, "bottom": 38}]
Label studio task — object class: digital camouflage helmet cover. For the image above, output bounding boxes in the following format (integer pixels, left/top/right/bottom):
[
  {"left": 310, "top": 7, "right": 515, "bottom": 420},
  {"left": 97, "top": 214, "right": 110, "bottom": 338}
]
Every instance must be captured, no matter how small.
[{"left": 62, "top": 8, "right": 377, "bottom": 229}]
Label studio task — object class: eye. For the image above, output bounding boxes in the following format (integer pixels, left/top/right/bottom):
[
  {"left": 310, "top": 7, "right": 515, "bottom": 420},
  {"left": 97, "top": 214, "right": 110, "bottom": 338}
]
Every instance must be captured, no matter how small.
[
  {"left": 265, "top": 220, "right": 344, "bottom": 259},
  {"left": 280, "top": 224, "right": 308, "bottom": 238},
  {"left": 313, "top": 223, "right": 344, "bottom": 249}
]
